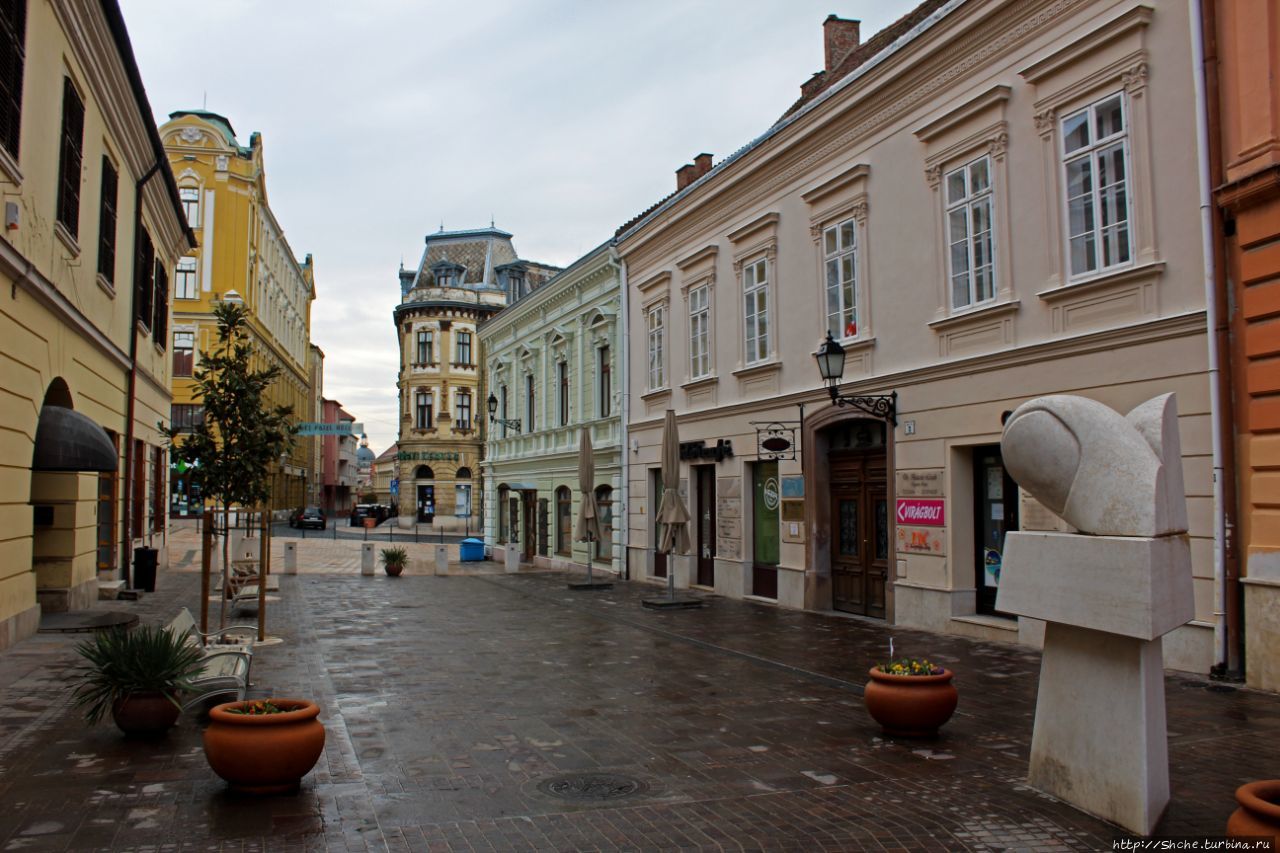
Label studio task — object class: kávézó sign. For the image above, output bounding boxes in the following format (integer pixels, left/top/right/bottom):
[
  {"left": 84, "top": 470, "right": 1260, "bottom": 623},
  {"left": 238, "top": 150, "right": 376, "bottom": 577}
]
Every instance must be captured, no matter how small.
[{"left": 896, "top": 498, "right": 945, "bottom": 526}]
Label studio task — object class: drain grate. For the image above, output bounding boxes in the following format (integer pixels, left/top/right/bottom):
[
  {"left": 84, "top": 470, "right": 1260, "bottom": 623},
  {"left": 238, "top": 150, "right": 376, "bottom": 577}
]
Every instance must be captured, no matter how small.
[{"left": 536, "top": 772, "right": 649, "bottom": 802}]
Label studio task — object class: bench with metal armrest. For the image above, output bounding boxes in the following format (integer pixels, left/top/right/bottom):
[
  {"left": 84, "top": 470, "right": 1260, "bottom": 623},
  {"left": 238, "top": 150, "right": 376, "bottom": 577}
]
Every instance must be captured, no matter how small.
[{"left": 162, "top": 608, "right": 255, "bottom": 710}]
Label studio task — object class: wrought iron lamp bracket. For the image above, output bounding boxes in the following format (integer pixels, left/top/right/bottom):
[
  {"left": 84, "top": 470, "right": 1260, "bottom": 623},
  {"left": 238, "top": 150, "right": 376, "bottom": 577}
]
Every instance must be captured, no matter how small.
[
  {"left": 827, "top": 387, "right": 897, "bottom": 426},
  {"left": 490, "top": 416, "right": 522, "bottom": 433}
]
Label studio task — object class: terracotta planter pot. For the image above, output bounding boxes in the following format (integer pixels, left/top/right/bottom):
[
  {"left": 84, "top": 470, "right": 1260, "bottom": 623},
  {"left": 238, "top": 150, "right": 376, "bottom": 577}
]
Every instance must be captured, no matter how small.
[
  {"left": 203, "top": 699, "right": 325, "bottom": 794},
  {"left": 111, "top": 692, "right": 179, "bottom": 738},
  {"left": 1228, "top": 780, "right": 1280, "bottom": 847},
  {"left": 384, "top": 563, "right": 404, "bottom": 577},
  {"left": 863, "top": 666, "right": 958, "bottom": 737}
]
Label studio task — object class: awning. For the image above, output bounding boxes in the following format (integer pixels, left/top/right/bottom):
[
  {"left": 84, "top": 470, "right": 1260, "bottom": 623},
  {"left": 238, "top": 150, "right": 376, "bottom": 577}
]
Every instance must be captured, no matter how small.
[{"left": 32, "top": 406, "right": 118, "bottom": 472}]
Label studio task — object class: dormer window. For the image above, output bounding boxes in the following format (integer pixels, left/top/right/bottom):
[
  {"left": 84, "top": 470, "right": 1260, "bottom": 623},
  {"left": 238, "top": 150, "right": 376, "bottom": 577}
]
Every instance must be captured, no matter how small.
[{"left": 430, "top": 260, "right": 465, "bottom": 287}]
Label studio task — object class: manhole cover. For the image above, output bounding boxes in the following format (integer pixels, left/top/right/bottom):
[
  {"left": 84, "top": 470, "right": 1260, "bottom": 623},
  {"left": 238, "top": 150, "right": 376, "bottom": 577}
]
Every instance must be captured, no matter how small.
[{"left": 536, "top": 772, "right": 649, "bottom": 802}]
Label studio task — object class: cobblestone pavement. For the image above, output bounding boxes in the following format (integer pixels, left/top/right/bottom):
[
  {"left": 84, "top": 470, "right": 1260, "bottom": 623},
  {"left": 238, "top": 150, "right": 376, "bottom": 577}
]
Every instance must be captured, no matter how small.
[{"left": 0, "top": 553, "right": 1274, "bottom": 851}]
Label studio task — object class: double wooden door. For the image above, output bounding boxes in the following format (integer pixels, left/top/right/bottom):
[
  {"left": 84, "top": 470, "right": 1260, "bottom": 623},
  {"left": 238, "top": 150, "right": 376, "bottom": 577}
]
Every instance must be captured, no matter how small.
[{"left": 829, "top": 449, "right": 888, "bottom": 617}]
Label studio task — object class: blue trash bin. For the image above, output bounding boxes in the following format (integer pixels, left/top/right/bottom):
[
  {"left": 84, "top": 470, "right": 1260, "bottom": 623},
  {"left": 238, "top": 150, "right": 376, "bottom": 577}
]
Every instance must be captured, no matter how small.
[{"left": 460, "top": 538, "right": 484, "bottom": 562}]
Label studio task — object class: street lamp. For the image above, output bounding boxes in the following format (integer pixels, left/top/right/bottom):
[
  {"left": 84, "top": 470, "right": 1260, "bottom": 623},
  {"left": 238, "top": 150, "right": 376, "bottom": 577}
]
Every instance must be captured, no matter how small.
[
  {"left": 486, "top": 392, "right": 521, "bottom": 433},
  {"left": 813, "top": 331, "right": 898, "bottom": 424}
]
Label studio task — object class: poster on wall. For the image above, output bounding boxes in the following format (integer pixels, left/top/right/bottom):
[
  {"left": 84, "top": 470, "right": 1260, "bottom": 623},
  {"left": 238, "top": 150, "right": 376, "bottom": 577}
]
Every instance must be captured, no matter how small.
[{"left": 896, "top": 525, "right": 945, "bottom": 555}]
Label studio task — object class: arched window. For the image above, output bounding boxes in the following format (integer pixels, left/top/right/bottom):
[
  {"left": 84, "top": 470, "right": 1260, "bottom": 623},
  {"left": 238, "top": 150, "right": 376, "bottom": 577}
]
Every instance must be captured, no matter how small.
[
  {"left": 594, "top": 485, "right": 613, "bottom": 562},
  {"left": 415, "top": 465, "right": 434, "bottom": 479},
  {"left": 555, "top": 486, "right": 572, "bottom": 556},
  {"left": 455, "top": 467, "right": 472, "bottom": 479}
]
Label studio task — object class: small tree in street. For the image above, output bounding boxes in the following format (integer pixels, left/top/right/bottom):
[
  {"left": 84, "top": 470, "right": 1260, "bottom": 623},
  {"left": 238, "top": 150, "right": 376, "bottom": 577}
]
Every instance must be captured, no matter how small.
[{"left": 165, "top": 302, "right": 296, "bottom": 626}]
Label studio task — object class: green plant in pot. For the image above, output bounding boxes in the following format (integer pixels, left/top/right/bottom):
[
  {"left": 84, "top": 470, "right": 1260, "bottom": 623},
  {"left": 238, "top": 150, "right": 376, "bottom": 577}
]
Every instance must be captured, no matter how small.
[
  {"left": 71, "top": 625, "right": 204, "bottom": 737},
  {"left": 381, "top": 546, "right": 407, "bottom": 577}
]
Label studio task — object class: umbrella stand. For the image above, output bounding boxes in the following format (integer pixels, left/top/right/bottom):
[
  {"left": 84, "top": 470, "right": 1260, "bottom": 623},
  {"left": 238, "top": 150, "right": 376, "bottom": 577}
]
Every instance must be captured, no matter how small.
[{"left": 568, "top": 533, "right": 613, "bottom": 591}]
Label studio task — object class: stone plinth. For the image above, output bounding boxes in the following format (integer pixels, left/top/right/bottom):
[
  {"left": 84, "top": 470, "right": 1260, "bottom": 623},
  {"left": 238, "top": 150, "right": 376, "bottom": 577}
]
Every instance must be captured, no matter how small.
[
  {"left": 1029, "top": 622, "right": 1169, "bottom": 835},
  {"left": 360, "top": 543, "right": 375, "bottom": 576},
  {"left": 283, "top": 541, "right": 297, "bottom": 575},
  {"left": 998, "top": 532, "right": 1194, "bottom": 640}
]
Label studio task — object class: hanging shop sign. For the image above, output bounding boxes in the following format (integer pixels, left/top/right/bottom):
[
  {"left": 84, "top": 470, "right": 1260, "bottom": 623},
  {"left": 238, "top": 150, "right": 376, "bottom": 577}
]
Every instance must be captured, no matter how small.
[
  {"left": 751, "top": 421, "right": 800, "bottom": 461},
  {"left": 679, "top": 439, "right": 734, "bottom": 462},
  {"left": 297, "top": 421, "right": 363, "bottom": 436}
]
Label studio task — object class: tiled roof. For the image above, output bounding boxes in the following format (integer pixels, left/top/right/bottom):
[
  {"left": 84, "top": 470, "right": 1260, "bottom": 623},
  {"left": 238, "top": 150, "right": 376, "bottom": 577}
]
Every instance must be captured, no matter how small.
[{"left": 614, "top": 0, "right": 950, "bottom": 240}]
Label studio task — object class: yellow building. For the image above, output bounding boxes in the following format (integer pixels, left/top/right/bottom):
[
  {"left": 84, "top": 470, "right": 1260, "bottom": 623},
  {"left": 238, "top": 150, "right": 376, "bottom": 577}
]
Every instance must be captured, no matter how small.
[
  {"left": 158, "top": 111, "right": 316, "bottom": 515},
  {"left": 0, "top": 0, "right": 194, "bottom": 644}
]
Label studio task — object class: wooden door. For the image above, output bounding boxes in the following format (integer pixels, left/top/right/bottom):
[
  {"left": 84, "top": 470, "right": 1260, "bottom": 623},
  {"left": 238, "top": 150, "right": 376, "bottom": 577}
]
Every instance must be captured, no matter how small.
[
  {"left": 695, "top": 466, "right": 715, "bottom": 587},
  {"left": 829, "top": 448, "right": 888, "bottom": 618}
]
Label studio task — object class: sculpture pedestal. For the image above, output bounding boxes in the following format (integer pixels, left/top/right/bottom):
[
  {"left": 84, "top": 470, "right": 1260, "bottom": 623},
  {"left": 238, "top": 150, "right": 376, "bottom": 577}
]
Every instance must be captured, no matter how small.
[{"left": 1031, "top": 622, "right": 1168, "bottom": 835}]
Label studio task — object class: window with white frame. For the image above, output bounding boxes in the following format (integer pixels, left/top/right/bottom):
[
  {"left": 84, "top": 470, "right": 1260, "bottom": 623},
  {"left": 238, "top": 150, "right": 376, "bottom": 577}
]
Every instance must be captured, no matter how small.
[
  {"left": 689, "top": 284, "right": 710, "bottom": 379},
  {"left": 647, "top": 304, "right": 665, "bottom": 390},
  {"left": 456, "top": 331, "right": 472, "bottom": 365},
  {"left": 742, "top": 257, "right": 770, "bottom": 364},
  {"left": 415, "top": 330, "right": 433, "bottom": 364},
  {"left": 1062, "top": 92, "right": 1131, "bottom": 277},
  {"left": 557, "top": 361, "right": 569, "bottom": 426},
  {"left": 597, "top": 346, "right": 611, "bottom": 418},
  {"left": 946, "top": 156, "right": 995, "bottom": 309},
  {"left": 456, "top": 390, "right": 471, "bottom": 430},
  {"left": 174, "top": 256, "right": 197, "bottom": 299},
  {"left": 823, "top": 219, "right": 858, "bottom": 336},
  {"left": 525, "top": 374, "right": 536, "bottom": 431},
  {"left": 180, "top": 187, "right": 199, "bottom": 227}
]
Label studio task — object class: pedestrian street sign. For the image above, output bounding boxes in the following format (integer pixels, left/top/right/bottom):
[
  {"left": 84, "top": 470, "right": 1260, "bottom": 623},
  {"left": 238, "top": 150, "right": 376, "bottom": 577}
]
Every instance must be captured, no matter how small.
[
  {"left": 390, "top": 478, "right": 399, "bottom": 496},
  {"left": 296, "top": 421, "right": 363, "bottom": 436}
]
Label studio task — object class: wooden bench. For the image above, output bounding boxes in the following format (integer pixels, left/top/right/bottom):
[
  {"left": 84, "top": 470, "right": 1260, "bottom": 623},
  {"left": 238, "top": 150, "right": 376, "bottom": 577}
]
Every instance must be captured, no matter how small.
[{"left": 163, "top": 608, "right": 255, "bottom": 711}]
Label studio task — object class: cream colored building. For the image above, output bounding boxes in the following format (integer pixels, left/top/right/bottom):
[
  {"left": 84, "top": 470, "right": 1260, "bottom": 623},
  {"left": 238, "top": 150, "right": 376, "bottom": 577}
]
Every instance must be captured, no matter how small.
[
  {"left": 0, "top": 0, "right": 193, "bottom": 644},
  {"left": 620, "top": 0, "right": 1217, "bottom": 672},
  {"left": 480, "top": 242, "right": 623, "bottom": 575}
]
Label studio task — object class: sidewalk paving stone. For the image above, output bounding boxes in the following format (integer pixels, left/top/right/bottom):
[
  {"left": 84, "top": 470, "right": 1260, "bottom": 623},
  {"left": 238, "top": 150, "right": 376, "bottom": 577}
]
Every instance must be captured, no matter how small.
[{"left": 0, "top": 541, "right": 1273, "bottom": 851}]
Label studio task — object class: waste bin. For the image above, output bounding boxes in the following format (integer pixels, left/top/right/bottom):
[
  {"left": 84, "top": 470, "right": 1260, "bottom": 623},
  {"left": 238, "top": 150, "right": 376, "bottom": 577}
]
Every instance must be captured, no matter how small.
[
  {"left": 459, "top": 538, "right": 484, "bottom": 562},
  {"left": 133, "top": 547, "right": 158, "bottom": 592}
]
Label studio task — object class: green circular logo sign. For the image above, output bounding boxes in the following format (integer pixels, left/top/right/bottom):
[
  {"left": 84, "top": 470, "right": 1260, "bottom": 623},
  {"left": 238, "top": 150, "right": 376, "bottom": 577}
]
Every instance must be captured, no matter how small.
[{"left": 763, "top": 478, "right": 780, "bottom": 511}]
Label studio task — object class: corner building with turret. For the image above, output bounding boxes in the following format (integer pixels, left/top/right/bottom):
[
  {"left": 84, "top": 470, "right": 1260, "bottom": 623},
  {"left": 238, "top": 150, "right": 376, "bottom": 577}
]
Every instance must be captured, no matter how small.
[{"left": 393, "top": 227, "right": 558, "bottom": 530}]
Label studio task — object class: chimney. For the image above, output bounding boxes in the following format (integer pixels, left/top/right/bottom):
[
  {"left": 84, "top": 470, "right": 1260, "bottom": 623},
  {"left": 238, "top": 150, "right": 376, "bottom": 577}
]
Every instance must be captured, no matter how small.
[
  {"left": 694, "top": 153, "right": 713, "bottom": 177},
  {"left": 676, "top": 163, "right": 698, "bottom": 191},
  {"left": 823, "top": 15, "right": 860, "bottom": 73}
]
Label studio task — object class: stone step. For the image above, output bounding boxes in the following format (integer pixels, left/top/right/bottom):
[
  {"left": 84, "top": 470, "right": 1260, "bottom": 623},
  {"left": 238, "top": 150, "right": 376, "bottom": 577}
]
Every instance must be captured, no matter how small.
[{"left": 97, "top": 580, "right": 126, "bottom": 601}]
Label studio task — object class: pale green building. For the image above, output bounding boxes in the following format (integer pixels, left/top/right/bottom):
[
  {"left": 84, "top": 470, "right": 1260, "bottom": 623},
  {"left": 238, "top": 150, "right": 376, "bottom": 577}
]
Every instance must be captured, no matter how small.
[{"left": 480, "top": 241, "right": 623, "bottom": 576}]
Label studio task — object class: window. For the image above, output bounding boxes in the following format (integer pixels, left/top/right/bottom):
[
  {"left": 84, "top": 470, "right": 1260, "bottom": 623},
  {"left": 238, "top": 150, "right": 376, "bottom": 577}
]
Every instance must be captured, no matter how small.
[
  {"left": 456, "top": 331, "right": 472, "bottom": 365},
  {"left": 135, "top": 228, "right": 154, "bottom": 329},
  {"left": 823, "top": 219, "right": 858, "bottom": 334},
  {"left": 415, "top": 390, "right": 432, "bottom": 430},
  {"left": 415, "top": 330, "right": 433, "bottom": 364},
  {"left": 56, "top": 77, "right": 84, "bottom": 239},
  {"left": 172, "top": 331, "right": 194, "bottom": 376},
  {"left": 0, "top": 0, "right": 26, "bottom": 161},
  {"left": 525, "top": 374, "right": 535, "bottom": 432},
  {"left": 131, "top": 439, "right": 145, "bottom": 539},
  {"left": 180, "top": 187, "right": 199, "bottom": 227},
  {"left": 556, "top": 486, "right": 572, "bottom": 555},
  {"left": 152, "top": 261, "right": 168, "bottom": 344},
  {"left": 1062, "top": 93, "right": 1131, "bottom": 277},
  {"left": 598, "top": 346, "right": 611, "bottom": 418},
  {"left": 595, "top": 485, "right": 613, "bottom": 562},
  {"left": 647, "top": 304, "right": 665, "bottom": 390},
  {"left": 689, "top": 285, "right": 710, "bottom": 378},
  {"left": 742, "top": 258, "right": 770, "bottom": 364},
  {"left": 175, "top": 257, "right": 197, "bottom": 299},
  {"left": 558, "top": 361, "right": 569, "bottom": 426},
  {"left": 945, "top": 157, "right": 995, "bottom": 309},
  {"left": 455, "top": 484, "right": 471, "bottom": 517},
  {"left": 97, "top": 157, "right": 118, "bottom": 284},
  {"left": 170, "top": 403, "right": 204, "bottom": 432},
  {"left": 456, "top": 390, "right": 471, "bottom": 430},
  {"left": 456, "top": 467, "right": 472, "bottom": 479}
]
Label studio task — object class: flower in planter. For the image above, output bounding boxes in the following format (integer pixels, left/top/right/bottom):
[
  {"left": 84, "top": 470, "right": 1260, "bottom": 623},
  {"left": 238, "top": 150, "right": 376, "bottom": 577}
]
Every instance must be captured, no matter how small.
[
  {"left": 227, "top": 699, "right": 290, "bottom": 715},
  {"left": 877, "top": 658, "right": 945, "bottom": 676}
]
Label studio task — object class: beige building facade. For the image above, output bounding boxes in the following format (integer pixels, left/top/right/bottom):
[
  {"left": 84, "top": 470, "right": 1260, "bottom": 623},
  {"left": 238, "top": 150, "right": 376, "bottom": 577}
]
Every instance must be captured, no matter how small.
[
  {"left": 619, "top": 0, "right": 1217, "bottom": 672},
  {"left": 0, "top": 0, "right": 193, "bottom": 644}
]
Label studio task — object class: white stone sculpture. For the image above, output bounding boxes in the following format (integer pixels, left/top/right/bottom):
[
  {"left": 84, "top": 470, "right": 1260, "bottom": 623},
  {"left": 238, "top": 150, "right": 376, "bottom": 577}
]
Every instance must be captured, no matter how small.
[{"left": 997, "top": 392, "right": 1194, "bottom": 836}]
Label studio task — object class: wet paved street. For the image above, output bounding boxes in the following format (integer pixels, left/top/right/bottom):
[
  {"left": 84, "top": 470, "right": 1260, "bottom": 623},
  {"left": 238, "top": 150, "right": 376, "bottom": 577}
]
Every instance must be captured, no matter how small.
[{"left": 0, "top": 553, "right": 1276, "bottom": 851}]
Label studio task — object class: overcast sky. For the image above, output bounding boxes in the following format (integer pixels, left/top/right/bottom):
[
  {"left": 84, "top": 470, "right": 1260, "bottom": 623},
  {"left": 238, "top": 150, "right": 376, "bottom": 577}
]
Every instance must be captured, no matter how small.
[{"left": 120, "top": 1, "right": 914, "bottom": 453}]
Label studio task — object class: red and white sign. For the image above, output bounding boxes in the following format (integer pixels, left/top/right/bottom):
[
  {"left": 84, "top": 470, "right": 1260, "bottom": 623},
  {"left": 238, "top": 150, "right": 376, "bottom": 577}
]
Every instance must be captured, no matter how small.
[{"left": 896, "top": 498, "right": 945, "bottom": 527}]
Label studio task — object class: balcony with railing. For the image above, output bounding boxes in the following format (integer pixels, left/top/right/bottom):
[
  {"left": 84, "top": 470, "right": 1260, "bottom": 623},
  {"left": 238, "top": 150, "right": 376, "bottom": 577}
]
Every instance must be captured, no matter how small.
[{"left": 487, "top": 416, "right": 620, "bottom": 463}]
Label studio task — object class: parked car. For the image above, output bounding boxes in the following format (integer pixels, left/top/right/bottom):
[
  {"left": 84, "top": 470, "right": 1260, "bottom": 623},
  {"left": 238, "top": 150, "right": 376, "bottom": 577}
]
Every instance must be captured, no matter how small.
[
  {"left": 350, "top": 504, "right": 390, "bottom": 526},
  {"left": 292, "top": 506, "right": 326, "bottom": 530}
]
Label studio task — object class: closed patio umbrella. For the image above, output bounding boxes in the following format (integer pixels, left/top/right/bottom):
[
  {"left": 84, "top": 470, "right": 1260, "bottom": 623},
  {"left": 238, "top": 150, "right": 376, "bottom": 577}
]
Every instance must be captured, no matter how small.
[
  {"left": 656, "top": 410, "right": 690, "bottom": 598},
  {"left": 572, "top": 427, "right": 609, "bottom": 590}
]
